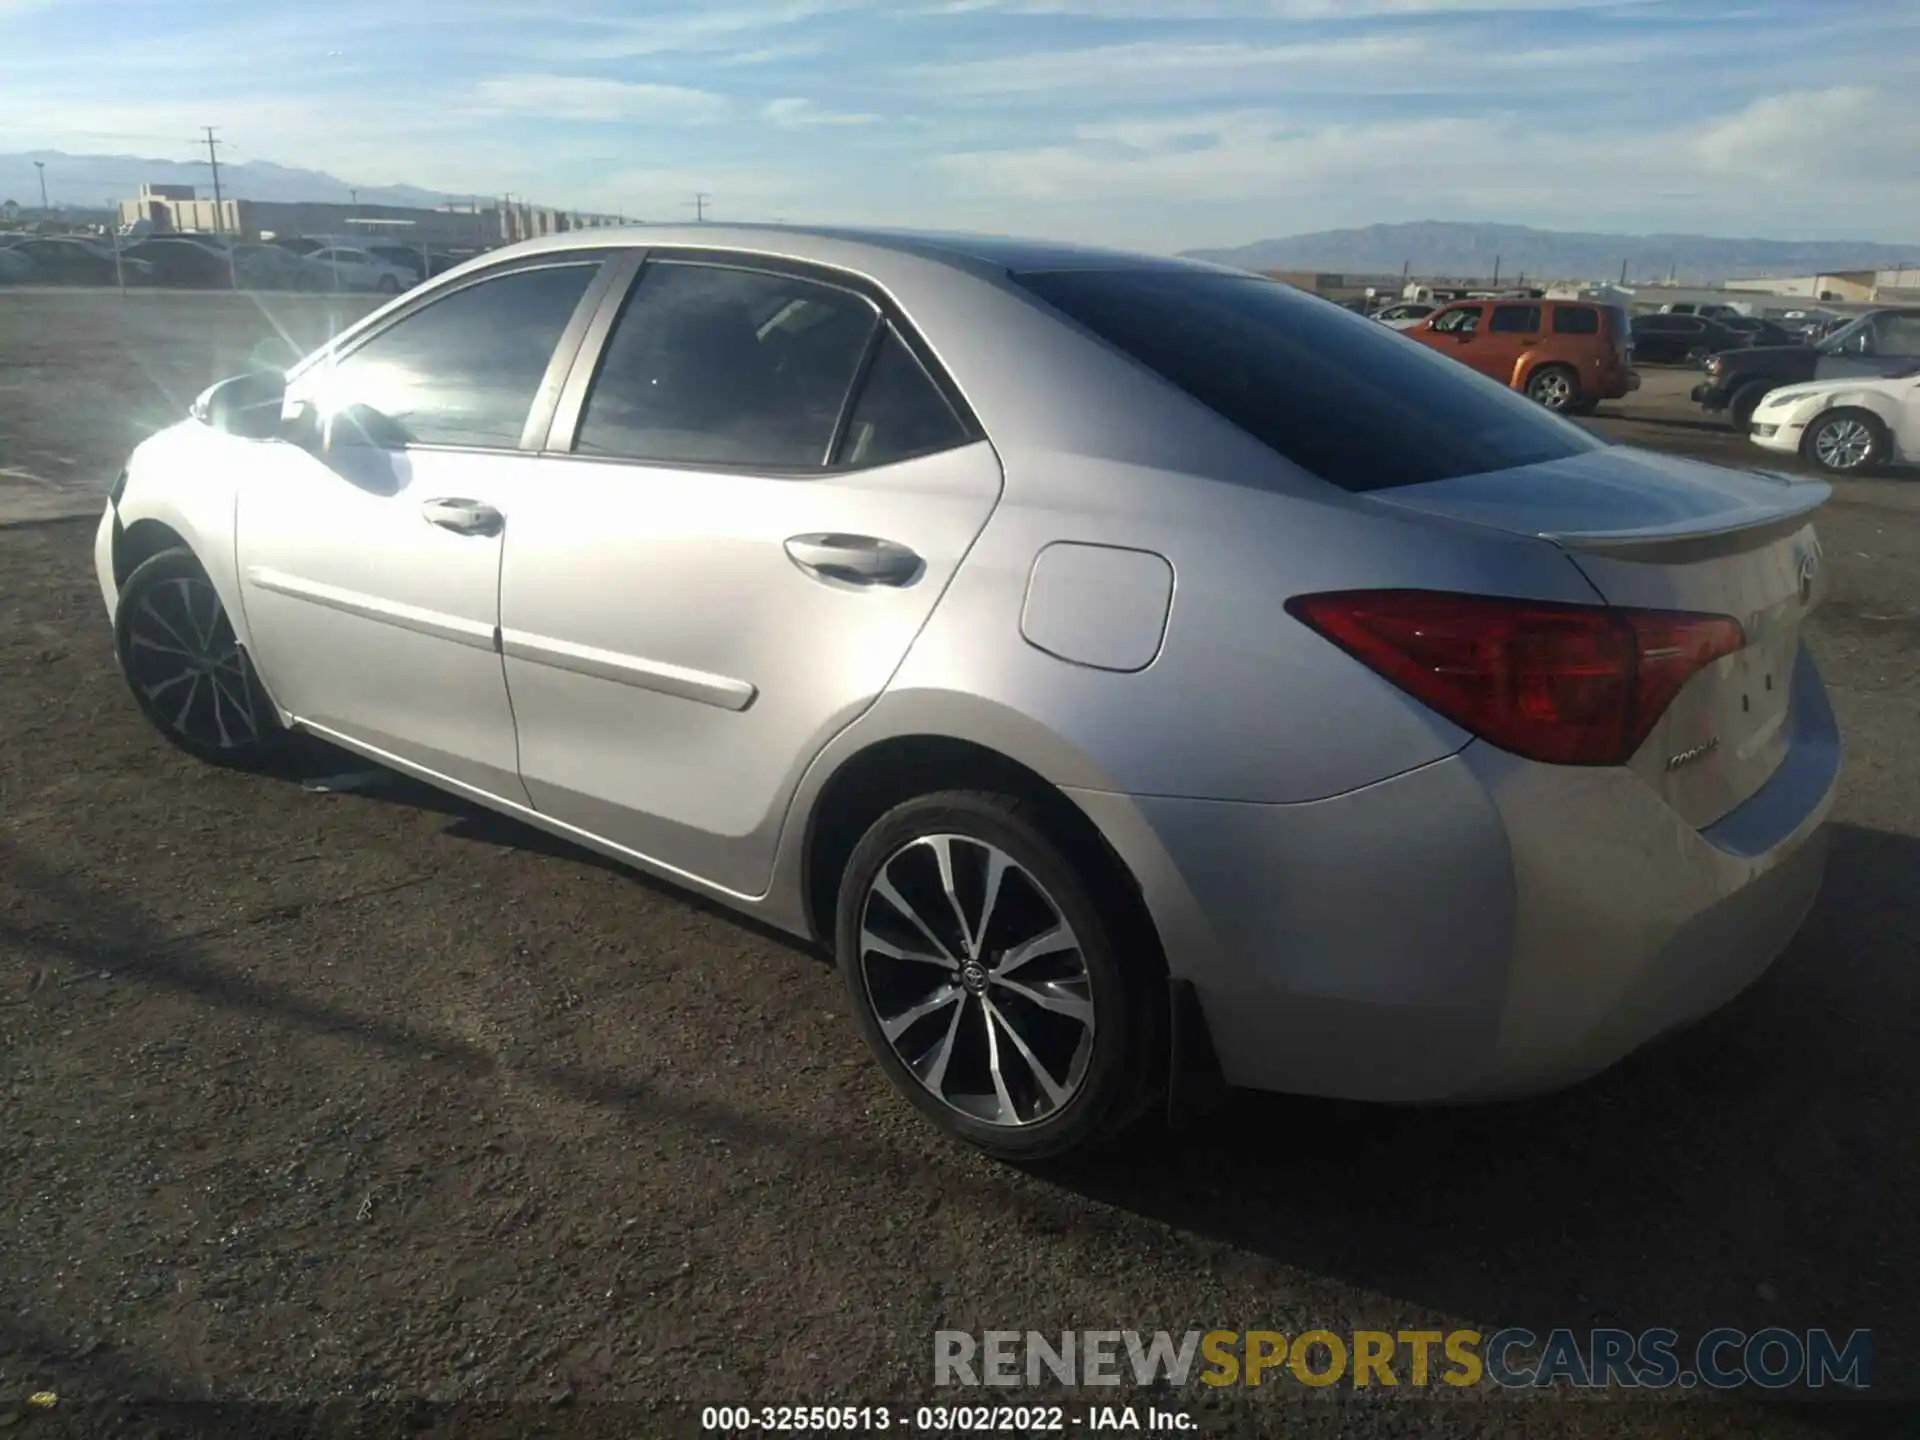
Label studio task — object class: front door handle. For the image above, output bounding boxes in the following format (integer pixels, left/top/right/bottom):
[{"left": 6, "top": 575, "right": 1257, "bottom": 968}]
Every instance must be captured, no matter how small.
[
  {"left": 421, "top": 498, "right": 504, "bottom": 537},
  {"left": 784, "top": 533, "right": 923, "bottom": 587}
]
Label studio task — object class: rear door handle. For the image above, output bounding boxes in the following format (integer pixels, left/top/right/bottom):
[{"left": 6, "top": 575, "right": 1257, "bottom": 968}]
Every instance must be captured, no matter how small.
[
  {"left": 784, "top": 533, "right": 922, "bottom": 587},
  {"left": 421, "top": 498, "right": 504, "bottom": 537}
]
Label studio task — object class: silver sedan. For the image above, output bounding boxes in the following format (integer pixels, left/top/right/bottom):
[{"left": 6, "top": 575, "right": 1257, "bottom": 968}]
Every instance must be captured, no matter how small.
[{"left": 95, "top": 225, "right": 1841, "bottom": 1159}]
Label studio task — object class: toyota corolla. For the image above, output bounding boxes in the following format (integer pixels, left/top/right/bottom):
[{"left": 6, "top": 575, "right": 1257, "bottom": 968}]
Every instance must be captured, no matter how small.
[{"left": 96, "top": 226, "right": 1841, "bottom": 1159}]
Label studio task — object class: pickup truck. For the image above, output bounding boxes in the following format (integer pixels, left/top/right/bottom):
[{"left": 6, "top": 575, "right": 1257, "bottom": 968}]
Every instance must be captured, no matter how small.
[{"left": 1693, "top": 307, "right": 1920, "bottom": 428}]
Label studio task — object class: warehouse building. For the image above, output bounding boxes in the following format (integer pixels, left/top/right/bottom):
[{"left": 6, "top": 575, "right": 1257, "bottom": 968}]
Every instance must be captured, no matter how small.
[{"left": 117, "top": 184, "right": 627, "bottom": 247}]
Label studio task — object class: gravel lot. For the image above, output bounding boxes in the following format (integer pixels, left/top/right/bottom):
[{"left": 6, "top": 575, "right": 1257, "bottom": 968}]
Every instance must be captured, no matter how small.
[{"left": 2, "top": 291, "right": 1917, "bottom": 1437}]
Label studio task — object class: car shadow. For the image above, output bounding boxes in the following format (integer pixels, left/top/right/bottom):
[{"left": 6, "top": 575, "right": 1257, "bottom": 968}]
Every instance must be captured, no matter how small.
[
  {"left": 1609, "top": 413, "right": 1737, "bottom": 435},
  {"left": 1038, "top": 818, "right": 1920, "bottom": 1392},
  {"left": 241, "top": 743, "right": 1920, "bottom": 1385},
  {"left": 254, "top": 746, "right": 1920, "bottom": 1368},
  {"left": 259, "top": 736, "right": 825, "bottom": 963}
]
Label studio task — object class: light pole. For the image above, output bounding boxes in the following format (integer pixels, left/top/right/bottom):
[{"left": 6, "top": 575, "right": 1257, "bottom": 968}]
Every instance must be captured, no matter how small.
[{"left": 34, "top": 160, "right": 48, "bottom": 212}]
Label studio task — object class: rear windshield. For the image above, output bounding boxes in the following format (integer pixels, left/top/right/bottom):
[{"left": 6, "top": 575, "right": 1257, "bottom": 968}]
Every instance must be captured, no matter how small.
[{"left": 1014, "top": 269, "right": 1604, "bottom": 492}]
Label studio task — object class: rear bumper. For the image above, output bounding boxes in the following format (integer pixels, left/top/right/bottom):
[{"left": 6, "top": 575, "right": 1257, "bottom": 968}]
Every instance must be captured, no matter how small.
[{"left": 1071, "top": 644, "right": 1840, "bottom": 1103}]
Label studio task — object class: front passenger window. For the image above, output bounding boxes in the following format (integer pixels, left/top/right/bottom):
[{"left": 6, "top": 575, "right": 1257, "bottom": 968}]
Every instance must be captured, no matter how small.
[{"left": 300, "top": 262, "right": 599, "bottom": 448}]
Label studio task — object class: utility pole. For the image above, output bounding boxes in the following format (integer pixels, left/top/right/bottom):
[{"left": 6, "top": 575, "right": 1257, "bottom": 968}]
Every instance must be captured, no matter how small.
[
  {"left": 34, "top": 160, "right": 48, "bottom": 212},
  {"left": 1619, "top": 257, "right": 1628, "bottom": 286},
  {"left": 201, "top": 126, "right": 226, "bottom": 235},
  {"left": 1491, "top": 254, "right": 1501, "bottom": 287},
  {"left": 686, "top": 192, "right": 711, "bottom": 222}
]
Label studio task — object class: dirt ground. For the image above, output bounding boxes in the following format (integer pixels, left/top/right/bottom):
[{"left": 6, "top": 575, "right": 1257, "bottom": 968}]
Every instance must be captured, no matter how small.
[{"left": 2, "top": 291, "right": 1918, "bottom": 1438}]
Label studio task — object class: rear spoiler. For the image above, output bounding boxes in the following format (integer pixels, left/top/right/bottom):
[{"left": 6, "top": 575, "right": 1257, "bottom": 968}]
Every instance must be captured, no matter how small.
[{"left": 1540, "top": 475, "right": 1829, "bottom": 563}]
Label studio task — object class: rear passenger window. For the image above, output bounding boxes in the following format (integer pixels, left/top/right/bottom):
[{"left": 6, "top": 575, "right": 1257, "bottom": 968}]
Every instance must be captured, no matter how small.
[
  {"left": 833, "top": 328, "right": 969, "bottom": 468},
  {"left": 1552, "top": 306, "right": 1600, "bottom": 335},
  {"left": 575, "top": 263, "right": 878, "bottom": 468},
  {"left": 1489, "top": 304, "right": 1541, "bottom": 334}
]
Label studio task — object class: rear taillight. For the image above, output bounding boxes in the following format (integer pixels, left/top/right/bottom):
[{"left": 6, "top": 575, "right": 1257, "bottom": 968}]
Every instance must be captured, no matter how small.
[{"left": 1286, "top": 590, "right": 1745, "bottom": 766}]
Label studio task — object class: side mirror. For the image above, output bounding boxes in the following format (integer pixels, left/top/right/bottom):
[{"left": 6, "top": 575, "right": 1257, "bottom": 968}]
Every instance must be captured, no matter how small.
[
  {"left": 319, "top": 403, "right": 410, "bottom": 452},
  {"left": 193, "top": 371, "right": 288, "bottom": 439}
]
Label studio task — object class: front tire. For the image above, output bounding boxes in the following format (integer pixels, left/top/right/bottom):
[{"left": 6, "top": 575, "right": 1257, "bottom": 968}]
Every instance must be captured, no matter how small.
[
  {"left": 834, "top": 791, "right": 1161, "bottom": 1161},
  {"left": 114, "top": 547, "right": 285, "bottom": 767},
  {"left": 1525, "top": 364, "right": 1580, "bottom": 412},
  {"left": 1802, "top": 409, "right": 1887, "bottom": 475},
  {"left": 1728, "top": 381, "right": 1773, "bottom": 431}
]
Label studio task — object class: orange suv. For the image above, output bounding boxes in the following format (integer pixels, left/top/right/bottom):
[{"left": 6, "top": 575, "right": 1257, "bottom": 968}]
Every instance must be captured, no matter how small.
[{"left": 1405, "top": 298, "right": 1638, "bottom": 413}]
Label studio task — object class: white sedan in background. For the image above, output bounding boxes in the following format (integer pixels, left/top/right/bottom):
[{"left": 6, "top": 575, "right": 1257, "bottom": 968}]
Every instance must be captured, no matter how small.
[
  {"left": 1748, "top": 372, "right": 1920, "bottom": 474},
  {"left": 307, "top": 245, "right": 416, "bottom": 294},
  {"left": 1370, "top": 302, "right": 1435, "bottom": 329}
]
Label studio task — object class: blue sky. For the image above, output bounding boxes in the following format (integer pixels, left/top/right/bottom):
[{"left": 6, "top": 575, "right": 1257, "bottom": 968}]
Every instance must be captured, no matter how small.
[{"left": 3, "top": 0, "right": 1914, "bottom": 249}]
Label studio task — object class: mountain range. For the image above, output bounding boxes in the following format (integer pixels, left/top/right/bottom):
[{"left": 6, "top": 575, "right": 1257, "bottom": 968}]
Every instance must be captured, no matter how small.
[
  {"left": 2, "top": 149, "right": 473, "bottom": 212},
  {"left": 1181, "top": 221, "right": 1920, "bottom": 284},
  {"left": 9, "top": 151, "right": 1919, "bottom": 283}
]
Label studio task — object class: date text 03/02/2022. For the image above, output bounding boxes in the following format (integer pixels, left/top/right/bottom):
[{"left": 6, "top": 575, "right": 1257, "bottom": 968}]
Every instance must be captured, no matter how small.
[{"left": 700, "top": 1404, "right": 1196, "bottom": 1432}]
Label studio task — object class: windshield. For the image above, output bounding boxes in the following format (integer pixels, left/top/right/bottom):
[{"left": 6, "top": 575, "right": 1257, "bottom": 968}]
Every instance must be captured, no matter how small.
[
  {"left": 1015, "top": 269, "right": 1605, "bottom": 492},
  {"left": 1816, "top": 316, "right": 1873, "bottom": 353}
]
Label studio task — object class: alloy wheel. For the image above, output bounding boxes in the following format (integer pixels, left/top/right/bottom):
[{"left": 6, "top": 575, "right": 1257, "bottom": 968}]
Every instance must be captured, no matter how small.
[
  {"left": 1811, "top": 417, "right": 1874, "bottom": 472},
  {"left": 857, "top": 834, "right": 1094, "bottom": 1128},
  {"left": 1530, "top": 371, "right": 1575, "bottom": 410},
  {"left": 121, "top": 575, "right": 262, "bottom": 752}
]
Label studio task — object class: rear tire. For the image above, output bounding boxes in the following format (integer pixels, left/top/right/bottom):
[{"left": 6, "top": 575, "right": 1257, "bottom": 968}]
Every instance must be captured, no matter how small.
[
  {"left": 114, "top": 547, "right": 286, "bottom": 768},
  {"left": 375, "top": 274, "right": 400, "bottom": 295},
  {"left": 1801, "top": 408, "right": 1887, "bottom": 475},
  {"left": 1525, "top": 364, "right": 1580, "bottom": 412},
  {"left": 834, "top": 790, "right": 1163, "bottom": 1161}
]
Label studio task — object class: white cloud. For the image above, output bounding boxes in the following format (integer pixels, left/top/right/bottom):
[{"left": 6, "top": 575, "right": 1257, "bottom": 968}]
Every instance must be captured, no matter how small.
[
  {"left": 930, "top": 0, "right": 1654, "bottom": 13},
  {"left": 909, "top": 29, "right": 1677, "bottom": 102},
  {"left": 473, "top": 74, "right": 729, "bottom": 123},
  {"left": 762, "top": 97, "right": 880, "bottom": 127},
  {"left": 931, "top": 85, "right": 1920, "bottom": 242},
  {"left": 520, "top": 0, "right": 873, "bottom": 61}
]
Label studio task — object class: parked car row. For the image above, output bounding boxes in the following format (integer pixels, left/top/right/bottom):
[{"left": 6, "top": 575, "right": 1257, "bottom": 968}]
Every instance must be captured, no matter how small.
[
  {"left": 1691, "top": 306, "right": 1920, "bottom": 474},
  {"left": 1629, "top": 311, "right": 1801, "bottom": 364},
  {"left": 0, "top": 231, "right": 461, "bottom": 293}
]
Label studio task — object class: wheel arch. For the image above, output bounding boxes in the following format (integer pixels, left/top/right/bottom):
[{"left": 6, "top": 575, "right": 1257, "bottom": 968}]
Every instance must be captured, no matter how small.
[
  {"left": 1807, "top": 392, "right": 1902, "bottom": 431},
  {"left": 797, "top": 732, "right": 1165, "bottom": 972},
  {"left": 111, "top": 427, "right": 252, "bottom": 648},
  {"left": 112, "top": 516, "right": 192, "bottom": 591},
  {"left": 1516, "top": 357, "right": 1577, "bottom": 394}
]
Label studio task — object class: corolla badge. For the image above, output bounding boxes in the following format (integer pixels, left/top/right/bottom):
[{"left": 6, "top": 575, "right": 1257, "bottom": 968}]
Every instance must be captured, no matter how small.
[{"left": 1666, "top": 736, "right": 1720, "bottom": 773}]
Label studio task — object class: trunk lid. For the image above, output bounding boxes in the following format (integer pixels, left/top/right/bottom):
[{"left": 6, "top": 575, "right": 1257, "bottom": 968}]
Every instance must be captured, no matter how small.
[{"left": 1369, "top": 446, "right": 1830, "bottom": 827}]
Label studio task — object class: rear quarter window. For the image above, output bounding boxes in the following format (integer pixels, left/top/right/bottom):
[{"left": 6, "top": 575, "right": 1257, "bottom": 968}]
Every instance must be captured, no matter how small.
[{"left": 1013, "top": 269, "right": 1604, "bottom": 493}]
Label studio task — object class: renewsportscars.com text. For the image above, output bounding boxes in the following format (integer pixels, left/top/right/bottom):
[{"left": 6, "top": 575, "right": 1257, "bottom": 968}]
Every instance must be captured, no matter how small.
[{"left": 934, "top": 1327, "right": 1872, "bottom": 1391}]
